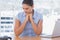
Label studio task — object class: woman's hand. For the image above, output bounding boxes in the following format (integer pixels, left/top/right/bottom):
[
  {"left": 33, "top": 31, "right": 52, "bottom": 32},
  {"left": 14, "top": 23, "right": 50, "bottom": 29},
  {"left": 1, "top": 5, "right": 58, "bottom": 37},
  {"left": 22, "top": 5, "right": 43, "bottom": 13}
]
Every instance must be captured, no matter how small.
[
  {"left": 25, "top": 14, "right": 33, "bottom": 22},
  {"left": 25, "top": 15, "right": 29, "bottom": 22},
  {"left": 29, "top": 14, "right": 33, "bottom": 22}
]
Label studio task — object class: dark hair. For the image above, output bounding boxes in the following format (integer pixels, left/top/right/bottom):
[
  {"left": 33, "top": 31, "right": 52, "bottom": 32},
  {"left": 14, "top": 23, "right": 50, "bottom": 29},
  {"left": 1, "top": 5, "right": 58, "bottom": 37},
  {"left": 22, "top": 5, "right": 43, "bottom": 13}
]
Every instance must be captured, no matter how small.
[{"left": 22, "top": 0, "right": 33, "bottom": 6}]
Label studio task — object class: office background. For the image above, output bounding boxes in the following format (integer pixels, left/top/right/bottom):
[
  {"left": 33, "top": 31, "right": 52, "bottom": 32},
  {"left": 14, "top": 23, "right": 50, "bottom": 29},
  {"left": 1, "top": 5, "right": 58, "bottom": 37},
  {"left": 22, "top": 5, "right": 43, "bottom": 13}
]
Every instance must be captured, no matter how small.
[{"left": 0, "top": 0, "right": 60, "bottom": 37}]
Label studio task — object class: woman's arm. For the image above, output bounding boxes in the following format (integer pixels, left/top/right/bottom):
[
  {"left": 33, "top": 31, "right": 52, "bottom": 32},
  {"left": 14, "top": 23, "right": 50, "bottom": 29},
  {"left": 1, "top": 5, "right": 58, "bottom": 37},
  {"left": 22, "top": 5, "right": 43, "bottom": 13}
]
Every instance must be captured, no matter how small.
[
  {"left": 14, "top": 15, "right": 28, "bottom": 36},
  {"left": 31, "top": 19, "right": 43, "bottom": 35},
  {"left": 29, "top": 14, "right": 43, "bottom": 35}
]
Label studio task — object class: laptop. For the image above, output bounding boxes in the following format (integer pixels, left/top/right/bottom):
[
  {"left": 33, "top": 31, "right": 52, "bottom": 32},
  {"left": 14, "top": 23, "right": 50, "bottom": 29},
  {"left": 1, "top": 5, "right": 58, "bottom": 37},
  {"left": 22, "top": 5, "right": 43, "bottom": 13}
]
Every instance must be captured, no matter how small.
[{"left": 40, "top": 19, "right": 60, "bottom": 38}]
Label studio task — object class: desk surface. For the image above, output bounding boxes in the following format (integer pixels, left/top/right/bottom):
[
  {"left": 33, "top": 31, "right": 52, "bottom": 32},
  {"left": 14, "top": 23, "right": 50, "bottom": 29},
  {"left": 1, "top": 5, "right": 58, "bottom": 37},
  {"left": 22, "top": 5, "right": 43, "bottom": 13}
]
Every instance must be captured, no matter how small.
[{"left": 14, "top": 36, "right": 60, "bottom": 40}]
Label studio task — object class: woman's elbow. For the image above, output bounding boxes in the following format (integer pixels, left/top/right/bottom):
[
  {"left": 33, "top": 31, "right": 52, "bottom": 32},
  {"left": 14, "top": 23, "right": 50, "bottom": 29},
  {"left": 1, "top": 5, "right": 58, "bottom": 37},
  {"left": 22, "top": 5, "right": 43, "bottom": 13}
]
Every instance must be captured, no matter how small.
[
  {"left": 36, "top": 30, "right": 42, "bottom": 35},
  {"left": 14, "top": 29, "right": 19, "bottom": 36}
]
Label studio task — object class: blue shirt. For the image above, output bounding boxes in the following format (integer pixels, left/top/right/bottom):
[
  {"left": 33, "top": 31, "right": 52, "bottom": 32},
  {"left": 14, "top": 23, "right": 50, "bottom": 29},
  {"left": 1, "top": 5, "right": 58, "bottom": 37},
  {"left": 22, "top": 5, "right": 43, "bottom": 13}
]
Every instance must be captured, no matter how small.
[{"left": 16, "top": 10, "right": 43, "bottom": 37}]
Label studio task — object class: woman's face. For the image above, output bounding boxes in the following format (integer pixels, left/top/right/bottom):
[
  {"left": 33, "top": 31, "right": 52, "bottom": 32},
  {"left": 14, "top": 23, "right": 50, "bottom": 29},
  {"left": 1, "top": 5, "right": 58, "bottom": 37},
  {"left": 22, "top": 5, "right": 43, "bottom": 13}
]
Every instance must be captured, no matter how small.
[{"left": 22, "top": 4, "right": 33, "bottom": 14}]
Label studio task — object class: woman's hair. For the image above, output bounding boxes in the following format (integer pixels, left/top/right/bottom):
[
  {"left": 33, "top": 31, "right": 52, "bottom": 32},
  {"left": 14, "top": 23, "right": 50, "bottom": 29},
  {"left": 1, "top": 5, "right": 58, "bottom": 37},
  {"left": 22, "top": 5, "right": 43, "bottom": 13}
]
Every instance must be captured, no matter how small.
[{"left": 22, "top": 0, "right": 33, "bottom": 6}]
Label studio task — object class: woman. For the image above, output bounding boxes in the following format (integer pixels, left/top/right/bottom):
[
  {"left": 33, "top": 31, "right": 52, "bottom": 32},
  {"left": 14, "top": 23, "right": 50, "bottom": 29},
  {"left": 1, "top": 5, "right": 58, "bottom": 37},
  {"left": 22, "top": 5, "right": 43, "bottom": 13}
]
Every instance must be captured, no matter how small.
[{"left": 14, "top": 0, "right": 43, "bottom": 37}]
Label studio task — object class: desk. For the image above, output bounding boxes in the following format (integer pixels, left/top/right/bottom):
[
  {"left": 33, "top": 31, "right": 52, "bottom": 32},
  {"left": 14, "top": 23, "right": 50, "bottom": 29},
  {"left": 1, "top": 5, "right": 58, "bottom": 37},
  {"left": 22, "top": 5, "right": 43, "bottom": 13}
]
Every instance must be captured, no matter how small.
[{"left": 14, "top": 36, "right": 60, "bottom": 40}]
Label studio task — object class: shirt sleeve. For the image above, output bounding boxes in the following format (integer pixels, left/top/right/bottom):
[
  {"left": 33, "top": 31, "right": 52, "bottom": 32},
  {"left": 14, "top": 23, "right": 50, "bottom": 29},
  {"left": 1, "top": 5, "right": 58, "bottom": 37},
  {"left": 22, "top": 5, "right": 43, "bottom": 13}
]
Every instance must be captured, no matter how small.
[
  {"left": 16, "top": 13, "right": 22, "bottom": 21},
  {"left": 39, "top": 13, "right": 43, "bottom": 21}
]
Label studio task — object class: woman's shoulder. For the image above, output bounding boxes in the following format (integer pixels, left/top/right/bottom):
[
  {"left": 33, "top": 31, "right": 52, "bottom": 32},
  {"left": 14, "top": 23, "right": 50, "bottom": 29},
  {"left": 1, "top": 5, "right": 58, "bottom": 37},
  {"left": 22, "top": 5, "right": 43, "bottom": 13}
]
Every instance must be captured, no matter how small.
[
  {"left": 34, "top": 10, "right": 43, "bottom": 16},
  {"left": 18, "top": 12, "right": 24, "bottom": 15},
  {"left": 17, "top": 11, "right": 24, "bottom": 17},
  {"left": 34, "top": 10, "right": 43, "bottom": 20}
]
